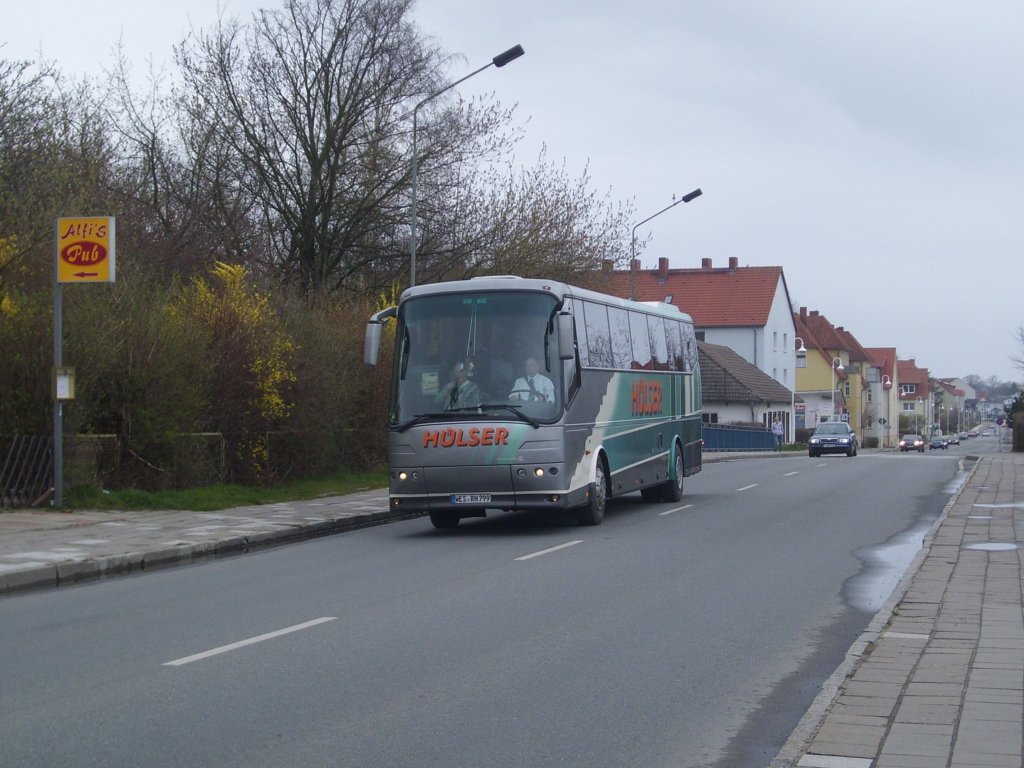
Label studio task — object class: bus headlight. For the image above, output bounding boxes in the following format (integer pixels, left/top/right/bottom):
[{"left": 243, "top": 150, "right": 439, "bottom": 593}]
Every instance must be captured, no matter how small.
[{"left": 534, "top": 467, "right": 545, "bottom": 477}]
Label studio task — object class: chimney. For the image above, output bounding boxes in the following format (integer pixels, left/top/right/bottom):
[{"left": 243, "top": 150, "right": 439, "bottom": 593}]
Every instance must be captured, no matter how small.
[
  {"left": 701, "top": 258, "right": 712, "bottom": 270},
  {"left": 658, "top": 257, "right": 669, "bottom": 280},
  {"left": 799, "top": 306, "right": 808, "bottom": 319},
  {"left": 631, "top": 259, "right": 641, "bottom": 271},
  {"left": 602, "top": 259, "right": 612, "bottom": 273},
  {"left": 728, "top": 256, "right": 738, "bottom": 270}
]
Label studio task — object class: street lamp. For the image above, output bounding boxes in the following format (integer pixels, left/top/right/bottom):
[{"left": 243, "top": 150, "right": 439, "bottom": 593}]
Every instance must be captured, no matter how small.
[
  {"left": 915, "top": 396, "right": 923, "bottom": 434},
  {"left": 831, "top": 357, "right": 845, "bottom": 422},
  {"left": 629, "top": 188, "right": 703, "bottom": 300},
  {"left": 409, "top": 44, "right": 525, "bottom": 288},
  {"left": 881, "top": 375, "right": 892, "bottom": 447}
]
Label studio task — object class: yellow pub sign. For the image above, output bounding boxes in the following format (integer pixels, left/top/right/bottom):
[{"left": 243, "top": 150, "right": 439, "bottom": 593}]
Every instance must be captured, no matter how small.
[{"left": 56, "top": 216, "right": 116, "bottom": 283}]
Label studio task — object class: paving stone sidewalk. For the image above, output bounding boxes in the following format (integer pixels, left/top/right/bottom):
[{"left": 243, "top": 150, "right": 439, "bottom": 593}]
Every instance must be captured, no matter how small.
[{"left": 775, "top": 452, "right": 1024, "bottom": 767}]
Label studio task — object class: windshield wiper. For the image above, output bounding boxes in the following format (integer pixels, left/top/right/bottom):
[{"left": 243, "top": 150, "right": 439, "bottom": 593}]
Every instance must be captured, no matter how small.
[
  {"left": 476, "top": 403, "right": 541, "bottom": 428},
  {"left": 394, "top": 413, "right": 447, "bottom": 432}
]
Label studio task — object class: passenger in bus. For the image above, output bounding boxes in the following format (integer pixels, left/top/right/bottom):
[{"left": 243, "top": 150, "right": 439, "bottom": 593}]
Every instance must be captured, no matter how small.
[
  {"left": 435, "top": 360, "right": 481, "bottom": 410},
  {"left": 509, "top": 357, "right": 555, "bottom": 403}
]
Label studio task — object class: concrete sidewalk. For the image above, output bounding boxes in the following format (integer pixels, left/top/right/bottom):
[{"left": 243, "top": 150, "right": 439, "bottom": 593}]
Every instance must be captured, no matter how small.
[{"left": 2, "top": 450, "right": 1021, "bottom": 766}]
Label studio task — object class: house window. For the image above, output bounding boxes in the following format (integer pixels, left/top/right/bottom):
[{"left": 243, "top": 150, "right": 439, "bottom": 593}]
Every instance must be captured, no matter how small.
[
  {"left": 844, "top": 382, "right": 850, "bottom": 397},
  {"left": 784, "top": 368, "right": 789, "bottom": 384},
  {"left": 900, "top": 383, "right": 917, "bottom": 395},
  {"left": 867, "top": 389, "right": 873, "bottom": 403},
  {"left": 773, "top": 367, "right": 778, "bottom": 380},
  {"left": 773, "top": 331, "right": 777, "bottom": 350},
  {"left": 903, "top": 402, "right": 916, "bottom": 412},
  {"left": 702, "top": 412, "right": 718, "bottom": 424}
]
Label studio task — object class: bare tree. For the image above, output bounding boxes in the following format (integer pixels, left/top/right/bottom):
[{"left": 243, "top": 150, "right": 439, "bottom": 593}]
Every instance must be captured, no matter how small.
[
  {"left": 1013, "top": 325, "right": 1024, "bottom": 375},
  {"left": 175, "top": 0, "right": 457, "bottom": 292},
  {"left": 414, "top": 145, "right": 635, "bottom": 285}
]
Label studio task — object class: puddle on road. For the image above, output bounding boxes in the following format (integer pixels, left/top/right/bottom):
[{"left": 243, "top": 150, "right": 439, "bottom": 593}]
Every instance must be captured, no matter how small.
[{"left": 845, "top": 464, "right": 972, "bottom": 613}]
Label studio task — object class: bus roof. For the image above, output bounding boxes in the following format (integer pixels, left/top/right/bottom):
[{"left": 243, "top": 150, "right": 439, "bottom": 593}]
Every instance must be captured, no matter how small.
[{"left": 400, "top": 276, "right": 695, "bottom": 324}]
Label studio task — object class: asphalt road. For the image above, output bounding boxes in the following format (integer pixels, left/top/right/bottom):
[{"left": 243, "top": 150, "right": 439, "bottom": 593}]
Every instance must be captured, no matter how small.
[{"left": 0, "top": 451, "right": 967, "bottom": 768}]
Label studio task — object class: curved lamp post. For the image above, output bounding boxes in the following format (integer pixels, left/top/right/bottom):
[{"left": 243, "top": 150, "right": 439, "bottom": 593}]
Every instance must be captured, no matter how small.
[
  {"left": 915, "top": 396, "right": 924, "bottom": 434},
  {"left": 629, "top": 188, "right": 703, "bottom": 300},
  {"left": 410, "top": 44, "right": 525, "bottom": 288},
  {"left": 831, "top": 357, "right": 845, "bottom": 422},
  {"left": 789, "top": 337, "right": 808, "bottom": 439},
  {"left": 880, "top": 374, "right": 892, "bottom": 447}
]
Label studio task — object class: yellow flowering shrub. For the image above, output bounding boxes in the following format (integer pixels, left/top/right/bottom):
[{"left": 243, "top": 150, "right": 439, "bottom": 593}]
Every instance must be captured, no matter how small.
[{"left": 173, "top": 262, "right": 298, "bottom": 481}]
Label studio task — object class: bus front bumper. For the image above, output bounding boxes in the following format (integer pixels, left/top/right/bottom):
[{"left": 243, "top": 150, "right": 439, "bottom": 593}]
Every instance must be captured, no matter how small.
[{"left": 388, "top": 463, "right": 585, "bottom": 513}]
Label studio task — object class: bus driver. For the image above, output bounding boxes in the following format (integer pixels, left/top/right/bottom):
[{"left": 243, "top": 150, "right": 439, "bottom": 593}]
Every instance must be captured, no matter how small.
[{"left": 509, "top": 357, "right": 555, "bottom": 403}]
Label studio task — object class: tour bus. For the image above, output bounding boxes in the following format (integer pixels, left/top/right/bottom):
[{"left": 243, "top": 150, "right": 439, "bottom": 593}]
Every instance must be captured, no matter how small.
[{"left": 364, "top": 276, "right": 702, "bottom": 529}]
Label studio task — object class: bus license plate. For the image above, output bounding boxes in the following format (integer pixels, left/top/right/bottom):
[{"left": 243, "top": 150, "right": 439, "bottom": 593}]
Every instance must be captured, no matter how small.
[{"left": 451, "top": 493, "right": 491, "bottom": 504}]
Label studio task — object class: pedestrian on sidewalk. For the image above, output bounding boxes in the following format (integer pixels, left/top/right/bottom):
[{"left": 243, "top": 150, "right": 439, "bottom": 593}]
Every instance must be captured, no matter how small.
[{"left": 772, "top": 417, "right": 784, "bottom": 451}]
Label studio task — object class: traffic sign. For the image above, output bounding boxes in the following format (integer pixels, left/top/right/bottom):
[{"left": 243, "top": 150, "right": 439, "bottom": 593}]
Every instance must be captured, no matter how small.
[{"left": 56, "top": 217, "right": 115, "bottom": 283}]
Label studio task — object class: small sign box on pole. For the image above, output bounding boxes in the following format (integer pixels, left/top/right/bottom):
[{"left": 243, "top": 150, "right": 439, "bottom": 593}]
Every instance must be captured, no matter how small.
[
  {"left": 53, "top": 367, "right": 76, "bottom": 400},
  {"left": 56, "top": 216, "right": 115, "bottom": 283}
]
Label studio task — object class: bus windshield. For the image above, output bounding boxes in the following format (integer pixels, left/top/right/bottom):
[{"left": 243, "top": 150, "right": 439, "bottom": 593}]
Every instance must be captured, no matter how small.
[{"left": 390, "top": 290, "right": 564, "bottom": 426}]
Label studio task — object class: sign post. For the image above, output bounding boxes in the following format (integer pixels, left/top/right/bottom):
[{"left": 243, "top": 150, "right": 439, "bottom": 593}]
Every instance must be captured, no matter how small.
[{"left": 53, "top": 217, "right": 115, "bottom": 506}]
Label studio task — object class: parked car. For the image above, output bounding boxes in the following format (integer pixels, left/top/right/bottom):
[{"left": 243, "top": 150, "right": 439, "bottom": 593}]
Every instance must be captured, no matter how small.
[
  {"left": 929, "top": 435, "right": 948, "bottom": 450},
  {"left": 967, "top": 429, "right": 979, "bottom": 437},
  {"left": 958, "top": 432, "right": 969, "bottom": 440},
  {"left": 900, "top": 434, "right": 925, "bottom": 452},
  {"left": 808, "top": 422, "right": 859, "bottom": 457}
]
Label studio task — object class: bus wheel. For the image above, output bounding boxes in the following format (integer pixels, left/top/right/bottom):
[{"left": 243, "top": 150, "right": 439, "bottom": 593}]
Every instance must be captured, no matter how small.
[
  {"left": 576, "top": 460, "right": 607, "bottom": 526},
  {"left": 660, "top": 449, "right": 684, "bottom": 503},
  {"left": 429, "top": 512, "right": 460, "bottom": 530}
]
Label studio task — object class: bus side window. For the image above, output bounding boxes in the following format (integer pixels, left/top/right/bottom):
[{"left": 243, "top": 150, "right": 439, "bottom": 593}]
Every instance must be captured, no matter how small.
[
  {"left": 582, "top": 301, "right": 613, "bottom": 368},
  {"left": 666, "top": 320, "right": 684, "bottom": 371},
  {"left": 607, "top": 307, "right": 632, "bottom": 369},
  {"left": 647, "top": 315, "right": 670, "bottom": 371},
  {"left": 628, "top": 310, "right": 652, "bottom": 369}
]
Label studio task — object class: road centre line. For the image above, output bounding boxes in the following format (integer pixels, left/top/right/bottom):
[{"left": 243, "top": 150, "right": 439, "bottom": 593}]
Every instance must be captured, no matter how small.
[
  {"left": 736, "top": 484, "right": 758, "bottom": 492},
  {"left": 659, "top": 504, "right": 694, "bottom": 516},
  {"left": 784, "top": 471, "right": 800, "bottom": 477},
  {"left": 163, "top": 617, "right": 337, "bottom": 667},
  {"left": 515, "top": 540, "right": 583, "bottom": 561}
]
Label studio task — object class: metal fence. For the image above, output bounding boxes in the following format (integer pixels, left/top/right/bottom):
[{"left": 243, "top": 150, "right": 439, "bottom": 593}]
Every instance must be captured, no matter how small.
[
  {"left": 702, "top": 424, "right": 775, "bottom": 451},
  {"left": 1, "top": 431, "right": 358, "bottom": 507},
  {"left": 1, "top": 435, "right": 53, "bottom": 508}
]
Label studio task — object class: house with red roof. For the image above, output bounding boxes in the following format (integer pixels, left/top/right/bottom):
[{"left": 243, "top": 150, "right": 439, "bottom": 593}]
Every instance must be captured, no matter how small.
[
  {"left": 863, "top": 347, "right": 900, "bottom": 447},
  {"left": 792, "top": 307, "right": 873, "bottom": 439},
  {"left": 896, "top": 359, "right": 931, "bottom": 434},
  {"left": 933, "top": 378, "right": 967, "bottom": 434},
  {"left": 601, "top": 256, "right": 798, "bottom": 439}
]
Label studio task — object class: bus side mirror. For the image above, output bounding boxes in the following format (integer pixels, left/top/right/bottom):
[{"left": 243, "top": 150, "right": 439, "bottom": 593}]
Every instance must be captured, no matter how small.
[
  {"left": 557, "top": 312, "right": 575, "bottom": 360},
  {"left": 364, "top": 322, "right": 382, "bottom": 366},
  {"left": 364, "top": 306, "right": 397, "bottom": 366}
]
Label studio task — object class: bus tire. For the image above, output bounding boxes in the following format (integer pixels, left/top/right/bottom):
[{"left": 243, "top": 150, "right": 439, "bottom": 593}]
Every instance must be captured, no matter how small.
[
  {"left": 659, "top": 448, "right": 684, "bottom": 503},
  {"left": 576, "top": 459, "right": 607, "bottom": 526},
  {"left": 429, "top": 512, "right": 460, "bottom": 530},
  {"left": 640, "top": 486, "right": 661, "bottom": 502}
]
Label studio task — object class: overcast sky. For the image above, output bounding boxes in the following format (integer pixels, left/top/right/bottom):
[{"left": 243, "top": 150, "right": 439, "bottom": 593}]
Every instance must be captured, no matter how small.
[{"left": 5, "top": 0, "right": 1022, "bottom": 383}]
